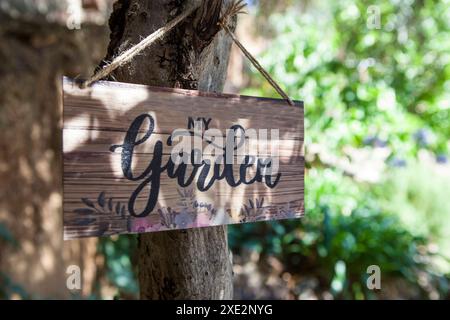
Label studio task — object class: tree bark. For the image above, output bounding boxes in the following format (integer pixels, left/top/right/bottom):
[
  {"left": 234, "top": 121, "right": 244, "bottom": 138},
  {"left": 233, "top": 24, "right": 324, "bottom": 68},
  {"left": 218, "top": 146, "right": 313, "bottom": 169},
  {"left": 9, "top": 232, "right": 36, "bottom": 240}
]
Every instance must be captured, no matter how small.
[
  {"left": 0, "top": 2, "right": 110, "bottom": 298},
  {"left": 102, "top": 0, "right": 235, "bottom": 299}
]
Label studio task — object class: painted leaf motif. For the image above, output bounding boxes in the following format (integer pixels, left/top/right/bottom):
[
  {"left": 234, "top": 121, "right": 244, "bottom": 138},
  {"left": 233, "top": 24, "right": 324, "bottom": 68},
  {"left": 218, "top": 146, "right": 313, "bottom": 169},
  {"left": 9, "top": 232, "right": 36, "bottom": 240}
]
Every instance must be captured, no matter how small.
[
  {"left": 98, "top": 191, "right": 105, "bottom": 208},
  {"left": 81, "top": 198, "right": 95, "bottom": 208},
  {"left": 74, "top": 208, "right": 95, "bottom": 215},
  {"left": 72, "top": 218, "right": 96, "bottom": 226}
]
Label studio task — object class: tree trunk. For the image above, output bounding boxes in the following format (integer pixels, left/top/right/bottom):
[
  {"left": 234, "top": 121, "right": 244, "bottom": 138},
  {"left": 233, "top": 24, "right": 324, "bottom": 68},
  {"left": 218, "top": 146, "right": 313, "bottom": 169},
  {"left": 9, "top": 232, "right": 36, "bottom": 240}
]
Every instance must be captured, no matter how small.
[
  {"left": 0, "top": 2, "right": 110, "bottom": 298},
  {"left": 102, "top": 0, "right": 235, "bottom": 299}
]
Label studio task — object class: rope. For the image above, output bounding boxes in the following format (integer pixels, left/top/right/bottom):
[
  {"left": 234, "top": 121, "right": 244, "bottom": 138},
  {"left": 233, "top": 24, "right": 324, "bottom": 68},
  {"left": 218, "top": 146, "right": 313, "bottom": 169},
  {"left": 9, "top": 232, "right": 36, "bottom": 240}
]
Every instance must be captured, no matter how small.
[
  {"left": 79, "top": 2, "right": 200, "bottom": 89},
  {"left": 218, "top": 0, "right": 294, "bottom": 106},
  {"left": 80, "top": 0, "right": 295, "bottom": 106},
  {"left": 219, "top": 22, "right": 295, "bottom": 106}
]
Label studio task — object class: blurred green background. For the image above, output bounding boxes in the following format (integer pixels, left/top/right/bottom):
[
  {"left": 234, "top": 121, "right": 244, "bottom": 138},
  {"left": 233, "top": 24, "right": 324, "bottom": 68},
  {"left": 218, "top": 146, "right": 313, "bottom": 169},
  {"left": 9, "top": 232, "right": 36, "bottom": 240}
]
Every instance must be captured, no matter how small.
[
  {"left": 1, "top": 0, "right": 449, "bottom": 299},
  {"left": 229, "top": 0, "right": 450, "bottom": 299}
]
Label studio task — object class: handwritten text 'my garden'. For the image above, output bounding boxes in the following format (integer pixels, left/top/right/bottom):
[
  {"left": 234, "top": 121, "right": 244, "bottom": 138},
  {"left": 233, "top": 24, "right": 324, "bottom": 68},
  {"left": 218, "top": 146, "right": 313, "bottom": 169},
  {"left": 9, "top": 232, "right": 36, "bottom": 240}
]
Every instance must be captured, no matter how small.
[{"left": 110, "top": 114, "right": 281, "bottom": 217}]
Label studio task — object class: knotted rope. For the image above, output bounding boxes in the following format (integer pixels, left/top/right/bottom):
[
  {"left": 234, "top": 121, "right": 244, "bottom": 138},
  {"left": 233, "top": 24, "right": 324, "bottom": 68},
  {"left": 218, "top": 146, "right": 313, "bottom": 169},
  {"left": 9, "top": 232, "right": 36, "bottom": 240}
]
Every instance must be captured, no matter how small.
[{"left": 80, "top": 0, "right": 295, "bottom": 106}]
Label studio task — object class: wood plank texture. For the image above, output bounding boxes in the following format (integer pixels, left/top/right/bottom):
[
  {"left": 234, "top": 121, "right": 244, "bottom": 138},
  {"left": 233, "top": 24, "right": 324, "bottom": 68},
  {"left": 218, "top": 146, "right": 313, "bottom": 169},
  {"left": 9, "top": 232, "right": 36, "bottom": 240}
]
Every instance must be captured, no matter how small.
[{"left": 63, "top": 77, "right": 304, "bottom": 239}]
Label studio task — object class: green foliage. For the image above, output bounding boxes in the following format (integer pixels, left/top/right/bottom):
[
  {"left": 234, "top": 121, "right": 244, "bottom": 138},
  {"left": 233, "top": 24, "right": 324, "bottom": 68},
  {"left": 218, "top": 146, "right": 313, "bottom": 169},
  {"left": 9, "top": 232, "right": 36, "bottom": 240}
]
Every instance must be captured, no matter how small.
[
  {"left": 376, "top": 160, "right": 450, "bottom": 272},
  {"left": 0, "top": 223, "right": 27, "bottom": 299},
  {"left": 99, "top": 235, "right": 138, "bottom": 297},
  {"left": 229, "top": 169, "right": 448, "bottom": 298},
  {"left": 243, "top": 0, "right": 450, "bottom": 158},
  {"left": 0, "top": 223, "right": 18, "bottom": 248},
  {"left": 233, "top": 0, "right": 450, "bottom": 299},
  {"left": 0, "top": 271, "right": 30, "bottom": 300}
]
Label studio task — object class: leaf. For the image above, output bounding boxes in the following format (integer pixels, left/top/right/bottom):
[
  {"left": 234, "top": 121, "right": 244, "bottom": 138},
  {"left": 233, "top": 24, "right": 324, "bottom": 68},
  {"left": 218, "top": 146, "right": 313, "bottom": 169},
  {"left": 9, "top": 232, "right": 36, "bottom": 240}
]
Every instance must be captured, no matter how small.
[
  {"left": 72, "top": 218, "right": 96, "bottom": 226},
  {"left": 248, "top": 199, "right": 254, "bottom": 209},
  {"left": 108, "top": 198, "right": 113, "bottom": 211},
  {"left": 97, "top": 192, "right": 106, "bottom": 208},
  {"left": 81, "top": 198, "right": 95, "bottom": 208},
  {"left": 121, "top": 205, "right": 126, "bottom": 217},
  {"left": 115, "top": 202, "right": 121, "bottom": 214},
  {"left": 73, "top": 208, "right": 95, "bottom": 215}
]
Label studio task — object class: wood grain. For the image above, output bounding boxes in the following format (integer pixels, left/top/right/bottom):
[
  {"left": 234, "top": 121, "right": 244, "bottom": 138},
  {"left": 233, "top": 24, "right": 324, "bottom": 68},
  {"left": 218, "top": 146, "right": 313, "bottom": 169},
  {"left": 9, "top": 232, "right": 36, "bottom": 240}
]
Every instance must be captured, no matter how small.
[{"left": 63, "top": 77, "right": 304, "bottom": 239}]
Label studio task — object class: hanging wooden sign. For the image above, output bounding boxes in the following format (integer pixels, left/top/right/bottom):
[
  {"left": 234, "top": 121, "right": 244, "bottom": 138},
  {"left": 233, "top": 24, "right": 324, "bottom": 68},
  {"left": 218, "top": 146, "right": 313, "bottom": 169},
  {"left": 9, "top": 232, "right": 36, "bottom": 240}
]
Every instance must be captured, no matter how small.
[{"left": 62, "top": 77, "right": 304, "bottom": 239}]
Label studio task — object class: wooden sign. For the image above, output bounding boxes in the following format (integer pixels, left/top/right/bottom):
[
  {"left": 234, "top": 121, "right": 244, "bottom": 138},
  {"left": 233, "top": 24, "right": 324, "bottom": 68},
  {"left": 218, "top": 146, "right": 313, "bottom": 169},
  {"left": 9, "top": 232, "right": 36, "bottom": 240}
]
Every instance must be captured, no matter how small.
[{"left": 62, "top": 77, "right": 304, "bottom": 239}]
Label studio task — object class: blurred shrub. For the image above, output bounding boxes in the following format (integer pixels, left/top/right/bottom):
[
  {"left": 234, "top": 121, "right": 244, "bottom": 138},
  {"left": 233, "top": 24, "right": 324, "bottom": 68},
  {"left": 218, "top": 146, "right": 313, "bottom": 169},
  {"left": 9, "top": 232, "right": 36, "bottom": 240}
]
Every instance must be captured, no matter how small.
[
  {"left": 233, "top": 0, "right": 449, "bottom": 299},
  {"left": 376, "top": 158, "right": 450, "bottom": 272},
  {"left": 242, "top": 0, "right": 450, "bottom": 159},
  {"left": 0, "top": 223, "right": 29, "bottom": 299},
  {"left": 99, "top": 235, "right": 138, "bottom": 298},
  {"left": 229, "top": 169, "right": 449, "bottom": 299}
]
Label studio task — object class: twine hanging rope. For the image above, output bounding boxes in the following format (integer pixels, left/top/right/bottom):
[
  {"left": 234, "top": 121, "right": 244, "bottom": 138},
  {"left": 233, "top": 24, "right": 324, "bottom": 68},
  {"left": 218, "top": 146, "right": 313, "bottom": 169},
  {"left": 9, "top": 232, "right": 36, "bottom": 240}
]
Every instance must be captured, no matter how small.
[
  {"left": 218, "top": 0, "right": 294, "bottom": 106},
  {"left": 80, "top": 0, "right": 295, "bottom": 106},
  {"left": 80, "top": 2, "right": 200, "bottom": 89}
]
